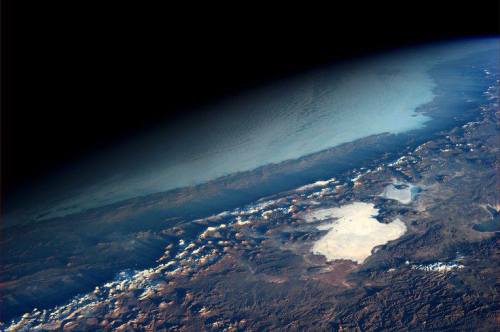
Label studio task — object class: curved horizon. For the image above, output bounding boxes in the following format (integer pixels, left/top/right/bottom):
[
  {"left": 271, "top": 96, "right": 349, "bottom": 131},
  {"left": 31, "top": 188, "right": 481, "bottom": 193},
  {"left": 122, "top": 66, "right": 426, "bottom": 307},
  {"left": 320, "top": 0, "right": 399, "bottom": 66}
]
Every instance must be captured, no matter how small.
[{"left": 5, "top": 37, "right": 499, "bottom": 224}]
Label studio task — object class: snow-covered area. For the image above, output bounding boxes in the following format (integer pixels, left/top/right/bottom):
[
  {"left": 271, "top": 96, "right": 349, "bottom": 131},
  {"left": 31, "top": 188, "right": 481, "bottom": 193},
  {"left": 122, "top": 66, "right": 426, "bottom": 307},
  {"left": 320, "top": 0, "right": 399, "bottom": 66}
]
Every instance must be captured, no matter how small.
[
  {"left": 308, "top": 202, "right": 407, "bottom": 263},
  {"left": 412, "top": 261, "right": 464, "bottom": 273},
  {"left": 296, "top": 178, "right": 337, "bottom": 191},
  {"left": 380, "top": 180, "right": 418, "bottom": 204},
  {"left": 303, "top": 207, "right": 339, "bottom": 223}
]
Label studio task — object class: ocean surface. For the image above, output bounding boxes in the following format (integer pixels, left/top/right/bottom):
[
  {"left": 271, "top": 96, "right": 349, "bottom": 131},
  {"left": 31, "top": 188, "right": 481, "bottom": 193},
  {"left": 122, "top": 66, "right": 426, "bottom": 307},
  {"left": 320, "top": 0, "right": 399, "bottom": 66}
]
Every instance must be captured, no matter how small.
[{"left": 5, "top": 37, "right": 499, "bottom": 224}]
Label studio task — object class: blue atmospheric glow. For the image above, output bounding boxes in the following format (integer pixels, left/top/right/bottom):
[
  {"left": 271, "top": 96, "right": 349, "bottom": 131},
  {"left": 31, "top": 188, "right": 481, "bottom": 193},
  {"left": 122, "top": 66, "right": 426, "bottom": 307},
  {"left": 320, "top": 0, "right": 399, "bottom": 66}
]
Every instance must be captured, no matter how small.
[{"left": 11, "top": 38, "right": 499, "bottom": 222}]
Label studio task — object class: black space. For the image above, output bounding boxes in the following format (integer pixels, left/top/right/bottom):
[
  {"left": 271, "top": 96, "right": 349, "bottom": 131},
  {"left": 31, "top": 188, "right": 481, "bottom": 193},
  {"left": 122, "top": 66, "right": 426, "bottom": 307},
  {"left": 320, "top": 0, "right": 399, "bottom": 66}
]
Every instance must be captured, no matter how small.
[{"left": 1, "top": 2, "right": 499, "bottom": 199}]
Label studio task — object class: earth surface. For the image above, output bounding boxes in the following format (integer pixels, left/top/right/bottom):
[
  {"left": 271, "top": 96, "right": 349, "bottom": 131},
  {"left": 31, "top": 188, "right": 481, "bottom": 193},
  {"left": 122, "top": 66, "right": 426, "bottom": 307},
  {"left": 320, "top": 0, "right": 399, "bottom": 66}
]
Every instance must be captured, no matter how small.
[{"left": 1, "top": 38, "right": 499, "bottom": 331}]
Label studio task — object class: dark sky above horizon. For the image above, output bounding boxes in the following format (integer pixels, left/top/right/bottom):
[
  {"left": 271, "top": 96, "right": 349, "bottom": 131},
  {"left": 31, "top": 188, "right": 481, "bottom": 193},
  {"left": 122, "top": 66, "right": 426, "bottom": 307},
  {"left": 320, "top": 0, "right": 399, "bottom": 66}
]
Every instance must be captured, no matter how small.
[{"left": 1, "top": 1, "right": 499, "bottom": 197}]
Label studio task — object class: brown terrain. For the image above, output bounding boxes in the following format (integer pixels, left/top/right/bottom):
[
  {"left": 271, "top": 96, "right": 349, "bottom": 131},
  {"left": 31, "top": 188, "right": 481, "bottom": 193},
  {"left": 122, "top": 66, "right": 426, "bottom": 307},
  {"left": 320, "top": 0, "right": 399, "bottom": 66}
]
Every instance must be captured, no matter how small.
[{"left": 3, "top": 82, "right": 499, "bottom": 331}]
